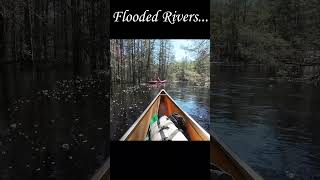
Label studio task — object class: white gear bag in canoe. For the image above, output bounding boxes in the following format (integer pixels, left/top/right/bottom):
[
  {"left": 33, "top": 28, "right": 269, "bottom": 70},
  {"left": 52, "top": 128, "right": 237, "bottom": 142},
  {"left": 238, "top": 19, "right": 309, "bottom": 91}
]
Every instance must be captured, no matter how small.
[{"left": 149, "top": 115, "right": 188, "bottom": 141}]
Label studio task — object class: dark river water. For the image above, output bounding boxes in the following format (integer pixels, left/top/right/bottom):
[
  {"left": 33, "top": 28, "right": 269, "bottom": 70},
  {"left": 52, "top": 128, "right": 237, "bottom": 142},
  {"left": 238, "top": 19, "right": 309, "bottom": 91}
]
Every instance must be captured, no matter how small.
[
  {"left": 2, "top": 63, "right": 320, "bottom": 180},
  {"left": 0, "top": 64, "right": 109, "bottom": 180},
  {"left": 111, "top": 83, "right": 210, "bottom": 140},
  {"left": 212, "top": 66, "right": 320, "bottom": 180}
]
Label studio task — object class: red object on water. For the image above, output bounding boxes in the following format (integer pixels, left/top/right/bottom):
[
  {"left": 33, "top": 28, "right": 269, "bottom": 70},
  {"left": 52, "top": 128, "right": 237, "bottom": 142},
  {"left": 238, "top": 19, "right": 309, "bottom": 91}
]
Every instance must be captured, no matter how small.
[{"left": 147, "top": 80, "right": 167, "bottom": 84}]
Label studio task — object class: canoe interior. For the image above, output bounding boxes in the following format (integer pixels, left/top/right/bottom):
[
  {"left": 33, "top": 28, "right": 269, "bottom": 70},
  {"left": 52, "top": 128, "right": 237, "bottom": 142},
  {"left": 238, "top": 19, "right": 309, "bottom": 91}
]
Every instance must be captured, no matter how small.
[
  {"left": 120, "top": 89, "right": 210, "bottom": 141},
  {"left": 210, "top": 133, "right": 263, "bottom": 180}
]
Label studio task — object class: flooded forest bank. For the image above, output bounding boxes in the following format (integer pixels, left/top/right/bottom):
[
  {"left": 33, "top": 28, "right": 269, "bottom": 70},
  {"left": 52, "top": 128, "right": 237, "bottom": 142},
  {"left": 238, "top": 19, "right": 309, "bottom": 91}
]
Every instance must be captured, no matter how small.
[
  {"left": 111, "top": 40, "right": 210, "bottom": 86},
  {"left": 210, "top": 0, "right": 320, "bottom": 85},
  {"left": 1, "top": 0, "right": 109, "bottom": 179}
]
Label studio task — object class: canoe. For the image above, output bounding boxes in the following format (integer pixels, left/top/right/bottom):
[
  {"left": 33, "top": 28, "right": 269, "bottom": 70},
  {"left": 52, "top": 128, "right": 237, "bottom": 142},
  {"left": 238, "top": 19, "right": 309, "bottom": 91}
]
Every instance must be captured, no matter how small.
[
  {"left": 90, "top": 157, "right": 110, "bottom": 180},
  {"left": 211, "top": 132, "right": 264, "bottom": 180},
  {"left": 147, "top": 80, "right": 167, "bottom": 84},
  {"left": 120, "top": 89, "right": 210, "bottom": 141},
  {"left": 90, "top": 89, "right": 263, "bottom": 179}
]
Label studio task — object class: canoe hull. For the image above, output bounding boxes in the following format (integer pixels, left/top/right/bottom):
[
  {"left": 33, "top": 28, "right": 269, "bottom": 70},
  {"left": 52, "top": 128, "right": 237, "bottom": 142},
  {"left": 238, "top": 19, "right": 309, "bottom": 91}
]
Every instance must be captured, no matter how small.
[
  {"left": 211, "top": 132, "right": 263, "bottom": 180},
  {"left": 120, "top": 89, "right": 209, "bottom": 141},
  {"left": 91, "top": 89, "right": 263, "bottom": 180},
  {"left": 90, "top": 158, "right": 110, "bottom": 180}
]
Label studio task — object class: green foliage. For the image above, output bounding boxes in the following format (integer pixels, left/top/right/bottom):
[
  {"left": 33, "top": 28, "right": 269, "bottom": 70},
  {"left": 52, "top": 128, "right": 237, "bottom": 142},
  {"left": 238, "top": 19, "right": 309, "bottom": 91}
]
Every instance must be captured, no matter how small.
[
  {"left": 168, "top": 55, "right": 209, "bottom": 85},
  {"left": 238, "top": 26, "right": 292, "bottom": 64},
  {"left": 211, "top": 0, "right": 320, "bottom": 82},
  {"left": 112, "top": 40, "right": 210, "bottom": 85}
]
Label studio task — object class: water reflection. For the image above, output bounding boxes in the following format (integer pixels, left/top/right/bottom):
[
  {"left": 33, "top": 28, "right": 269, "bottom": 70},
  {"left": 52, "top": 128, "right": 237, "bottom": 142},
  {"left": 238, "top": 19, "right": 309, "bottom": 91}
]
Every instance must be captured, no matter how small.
[
  {"left": 212, "top": 66, "right": 320, "bottom": 179},
  {"left": 111, "top": 83, "right": 210, "bottom": 140}
]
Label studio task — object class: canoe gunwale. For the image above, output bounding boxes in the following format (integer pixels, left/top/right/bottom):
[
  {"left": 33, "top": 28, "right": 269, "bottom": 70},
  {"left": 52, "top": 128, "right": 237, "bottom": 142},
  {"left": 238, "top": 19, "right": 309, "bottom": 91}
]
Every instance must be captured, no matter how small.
[
  {"left": 90, "top": 157, "right": 110, "bottom": 180},
  {"left": 119, "top": 90, "right": 162, "bottom": 141},
  {"left": 211, "top": 132, "right": 263, "bottom": 180}
]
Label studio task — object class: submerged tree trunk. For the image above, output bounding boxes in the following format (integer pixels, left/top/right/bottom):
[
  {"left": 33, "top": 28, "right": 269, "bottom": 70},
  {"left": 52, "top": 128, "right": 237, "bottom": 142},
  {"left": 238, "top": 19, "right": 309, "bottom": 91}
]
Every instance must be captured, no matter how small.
[
  {"left": 89, "top": 0, "right": 96, "bottom": 72},
  {"left": 43, "top": 0, "right": 48, "bottom": 60},
  {"left": 145, "top": 40, "right": 152, "bottom": 82},
  {"left": 72, "top": 0, "right": 80, "bottom": 75},
  {"left": 120, "top": 40, "right": 124, "bottom": 82},
  {"left": 25, "top": 0, "right": 34, "bottom": 63},
  {"left": 53, "top": 0, "right": 56, "bottom": 60},
  {"left": 0, "top": 13, "right": 4, "bottom": 60},
  {"left": 132, "top": 40, "right": 136, "bottom": 84},
  {"left": 33, "top": 0, "right": 40, "bottom": 62},
  {"left": 64, "top": 2, "right": 68, "bottom": 60}
]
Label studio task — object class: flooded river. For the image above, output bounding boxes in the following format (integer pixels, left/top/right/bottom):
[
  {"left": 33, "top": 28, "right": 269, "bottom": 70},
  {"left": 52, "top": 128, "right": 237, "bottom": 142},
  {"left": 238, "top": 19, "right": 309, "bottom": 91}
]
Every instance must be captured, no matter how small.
[
  {"left": 0, "top": 64, "right": 109, "bottom": 180},
  {"left": 212, "top": 65, "right": 320, "bottom": 179},
  {"left": 3, "top": 63, "right": 319, "bottom": 180}
]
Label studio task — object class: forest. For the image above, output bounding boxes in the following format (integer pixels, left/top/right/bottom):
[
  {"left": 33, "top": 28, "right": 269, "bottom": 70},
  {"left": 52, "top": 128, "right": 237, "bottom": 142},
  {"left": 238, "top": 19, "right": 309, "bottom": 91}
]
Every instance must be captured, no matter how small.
[
  {"left": 1, "top": 0, "right": 109, "bottom": 74},
  {"left": 211, "top": 0, "right": 320, "bottom": 84},
  {"left": 0, "top": 1, "right": 110, "bottom": 179},
  {"left": 110, "top": 39, "right": 210, "bottom": 85}
]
